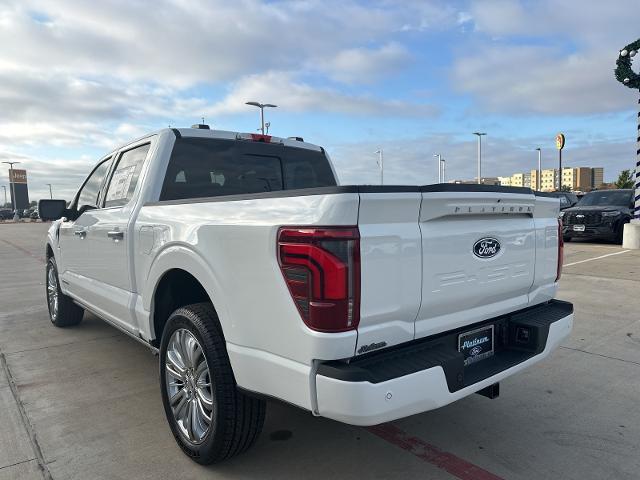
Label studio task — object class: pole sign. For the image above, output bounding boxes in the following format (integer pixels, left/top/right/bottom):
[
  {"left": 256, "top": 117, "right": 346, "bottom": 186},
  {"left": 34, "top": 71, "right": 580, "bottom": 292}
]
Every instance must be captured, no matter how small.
[
  {"left": 555, "top": 133, "right": 565, "bottom": 150},
  {"left": 8, "top": 169, "right": 30, "bottom": 210}
]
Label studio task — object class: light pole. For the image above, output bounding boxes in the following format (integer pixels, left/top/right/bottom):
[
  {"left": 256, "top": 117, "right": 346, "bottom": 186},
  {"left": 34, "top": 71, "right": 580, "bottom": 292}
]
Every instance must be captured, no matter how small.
[
  {"left": 473, "top": 133, "right": 486, "bottom": 184},
  {"left": 1, "top": 185, "right": 6, "bottom": 207},
  {"left": 375, "top": 149, "right": 384, "bottom": 185},
  {"left": 441, "top": 158, "right": 446, "bottom": 183},
  {"left": 46, "top": 183, "right": 53, "bottom": 199},
  {"left": 434, "top": 154, "right": 441, "bottom": 183},
  {"left": 245, "top": 101, "right": 277, "bottom": 135},
  {"left": 2, "top": 161, "right": 20, "bottom": 221},
  {"left": 535, "top": 148, "right": 542, "bottom": 191}
]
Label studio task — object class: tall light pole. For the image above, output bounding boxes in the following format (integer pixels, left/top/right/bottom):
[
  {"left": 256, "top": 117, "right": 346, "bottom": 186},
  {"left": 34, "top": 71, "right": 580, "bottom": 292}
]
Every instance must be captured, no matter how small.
[
  {"left": 375, "top": 149, "right": 384, "bottom": 185},
  {"left": 535, "top": 148, "right": 542, "bottom": 191},
  {"left": 441, "top": 158, "right": 446, "bottom": 183},
  {"left": 46, "top": 183, "right": 53, "bottom": 199},
  {"left": 1, "top": 185, "right": 6, "bottom": 207},
  {"left": 434, "top": 154, "right": 442, "bottom": 183},
  {"left": 2, "top": 161, "right": 20, "bottom": 221},
  {"left": 473, "top": 133, "right": 486, "bottom": 184},
  {"left": 245, "top": 101, "right": 277, "bottom": 135}
]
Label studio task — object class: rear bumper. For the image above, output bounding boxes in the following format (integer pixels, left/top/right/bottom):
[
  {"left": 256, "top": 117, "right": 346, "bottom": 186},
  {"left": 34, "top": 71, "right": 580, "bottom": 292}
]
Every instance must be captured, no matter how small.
[{"left": 315, "top": 300, "right": 573, "bottom": 426}]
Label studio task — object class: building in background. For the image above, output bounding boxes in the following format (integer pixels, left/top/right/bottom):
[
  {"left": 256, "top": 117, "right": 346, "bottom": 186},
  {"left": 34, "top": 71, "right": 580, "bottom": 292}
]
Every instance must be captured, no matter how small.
[
  {"left": 591, "top": 167, "right": 604, "bottom": 189},
  {"left": 513, "top": 172, "right": 531, "bottom": 188},
  {"left": 498, "top": 176, "right": 511, "bottom": 186},
  {"left": 540, "top": 168, "right": 558, "bottom": 191},
  {"left": 451, "top": 177, "right": 500, "bottom": 185}
]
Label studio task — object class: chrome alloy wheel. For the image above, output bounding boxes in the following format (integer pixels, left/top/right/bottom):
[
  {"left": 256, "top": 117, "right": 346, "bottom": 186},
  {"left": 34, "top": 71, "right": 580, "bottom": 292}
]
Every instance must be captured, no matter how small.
[
  {"left": 165, "top": 328, "right": 214, "bottom": 444},
  {"left": 47, "top": 265, "right": 59, "bottom": 321}
]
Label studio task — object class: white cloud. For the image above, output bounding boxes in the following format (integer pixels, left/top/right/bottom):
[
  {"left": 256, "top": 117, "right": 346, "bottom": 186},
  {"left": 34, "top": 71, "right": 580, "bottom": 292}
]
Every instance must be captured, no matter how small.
[
  {"left": 316, "top": 43, "right": 411, "bottom": 84},
  {"left": 206, "top": 71, "right": 438, "bottom": 117},
  {"left": 453, "top": 0, "right": 640, "bottom": 115}
]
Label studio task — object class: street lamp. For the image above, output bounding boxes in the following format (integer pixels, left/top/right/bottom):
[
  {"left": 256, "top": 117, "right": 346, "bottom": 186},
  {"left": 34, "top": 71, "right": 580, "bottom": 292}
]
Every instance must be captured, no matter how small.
[
  {"left": 245, "top": 101, "right": 277, "bottom": 135},
  {"left": 46, "top": 183, "right": 53, "bottom": 199},
  {"left": 1, "top": 185, "right": 6, "bottom": 207},
  {"left": 434, "top": 154, "right": 442, "bottom": 183},
  {"left": 375, "top": 149, "right": 384, "bottom": 185},
  {"left": 473, "top": 132, "right": 487, "bottom": 184},
  {"left": 2, "top": 161, "right": 20, "bottom": 221},
  {"left": 535, "top": 148, "right": 542, "bottom": 191},
  {"left": 441, "top": 158, "right": 446, "bottom": 183}
]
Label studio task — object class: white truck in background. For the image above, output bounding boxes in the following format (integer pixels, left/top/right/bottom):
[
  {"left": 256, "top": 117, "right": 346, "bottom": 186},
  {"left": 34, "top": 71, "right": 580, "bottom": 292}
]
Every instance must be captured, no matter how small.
[{"left": 39, "top": 125, "right": 573, "bottom": 464}]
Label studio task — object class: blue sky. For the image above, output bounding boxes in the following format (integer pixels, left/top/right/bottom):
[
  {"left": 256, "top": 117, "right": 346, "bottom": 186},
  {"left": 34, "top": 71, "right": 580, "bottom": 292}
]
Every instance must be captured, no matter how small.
[{"left": 1, "top": 0, "right": 639, "bottom": 201}]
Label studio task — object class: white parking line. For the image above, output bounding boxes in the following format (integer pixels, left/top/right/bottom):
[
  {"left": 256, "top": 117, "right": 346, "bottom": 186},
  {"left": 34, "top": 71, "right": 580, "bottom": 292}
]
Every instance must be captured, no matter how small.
[{"left": 564, "top": 250, "right": 630, "bottom": 267}]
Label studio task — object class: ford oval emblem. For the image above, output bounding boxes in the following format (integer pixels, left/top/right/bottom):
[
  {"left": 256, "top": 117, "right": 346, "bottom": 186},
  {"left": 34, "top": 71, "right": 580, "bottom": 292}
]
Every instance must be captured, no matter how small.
[{"left": 473, "top": 237, "right": 501, "bottom": 259}]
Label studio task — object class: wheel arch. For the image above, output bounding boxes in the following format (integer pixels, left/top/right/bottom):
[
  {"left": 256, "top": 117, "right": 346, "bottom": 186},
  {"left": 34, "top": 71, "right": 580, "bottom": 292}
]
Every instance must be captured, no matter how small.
[{"left": 145, "top": 245, "right": 229, "bottom": 347}]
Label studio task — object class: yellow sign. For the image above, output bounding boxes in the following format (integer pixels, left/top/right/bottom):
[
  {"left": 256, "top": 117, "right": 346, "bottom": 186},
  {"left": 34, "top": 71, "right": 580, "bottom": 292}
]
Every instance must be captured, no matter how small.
[{"left": 555, "top": 133, "right": 565, "bottom": 150}]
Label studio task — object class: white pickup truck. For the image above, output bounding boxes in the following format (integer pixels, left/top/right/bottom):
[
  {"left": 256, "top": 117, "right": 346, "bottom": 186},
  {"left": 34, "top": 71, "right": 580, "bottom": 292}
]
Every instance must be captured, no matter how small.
[{"left": 39, "top": 125, "right": 573, "bottom": 464}]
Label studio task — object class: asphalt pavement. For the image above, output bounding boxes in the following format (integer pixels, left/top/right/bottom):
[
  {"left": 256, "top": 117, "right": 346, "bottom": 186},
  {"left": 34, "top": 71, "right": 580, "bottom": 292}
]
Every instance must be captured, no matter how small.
[{"left": 1, "top": 223, "right": 639, "bottom": 480}]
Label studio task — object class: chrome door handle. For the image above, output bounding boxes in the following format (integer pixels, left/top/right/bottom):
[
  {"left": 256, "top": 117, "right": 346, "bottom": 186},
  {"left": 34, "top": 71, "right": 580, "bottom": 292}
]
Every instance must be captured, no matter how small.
[
  {"left": 107, "top": 230, "right": 124, "bottom": 241},
  {"left": 74, "top": 228, "right": 87, "bottom": 238}
]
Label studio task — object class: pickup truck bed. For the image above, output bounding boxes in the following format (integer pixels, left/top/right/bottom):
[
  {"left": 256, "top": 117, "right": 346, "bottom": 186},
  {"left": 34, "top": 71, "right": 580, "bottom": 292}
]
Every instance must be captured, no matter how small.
[{"left": 40, "top": 127, "right": 573, "bottom": 464}]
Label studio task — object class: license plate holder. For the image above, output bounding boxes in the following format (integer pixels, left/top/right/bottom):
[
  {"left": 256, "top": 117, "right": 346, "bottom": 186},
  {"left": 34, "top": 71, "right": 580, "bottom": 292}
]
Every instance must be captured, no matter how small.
[
  {"left": 458, "top": 325, "right": 494, "bottom": 367},
  {"left": 573, "top": 224, "right": 585, "bottom": 232}
]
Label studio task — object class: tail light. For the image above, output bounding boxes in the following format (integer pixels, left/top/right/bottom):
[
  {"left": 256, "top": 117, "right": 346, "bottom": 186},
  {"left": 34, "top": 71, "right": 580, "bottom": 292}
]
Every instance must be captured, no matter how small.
[
  {"left": 556, "top": 218, "right": 564, "bottom": 282},
  {"left": 278, "top": 227, "right": 360, "bottom": 332}
]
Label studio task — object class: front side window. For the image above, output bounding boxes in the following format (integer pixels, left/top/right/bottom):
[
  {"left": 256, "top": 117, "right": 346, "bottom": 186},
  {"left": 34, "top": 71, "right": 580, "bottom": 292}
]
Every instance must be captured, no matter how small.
[
  {"left": 76, "top": 158, "right": 112, "bottom": 209},
  {"left": 104, "top": 144, "right": 150, "bottom": 208}
]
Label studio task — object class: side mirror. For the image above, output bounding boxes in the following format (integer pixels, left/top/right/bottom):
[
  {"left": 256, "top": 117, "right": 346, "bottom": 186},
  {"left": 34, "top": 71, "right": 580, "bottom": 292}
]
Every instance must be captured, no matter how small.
[{"left": 38, "top": 199, "right": 67, "bottom": 221}]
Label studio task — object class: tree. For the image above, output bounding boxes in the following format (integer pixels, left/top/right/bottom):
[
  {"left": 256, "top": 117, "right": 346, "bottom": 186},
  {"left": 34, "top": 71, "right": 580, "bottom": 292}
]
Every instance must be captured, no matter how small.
[
  {"left": 560, "top": 185, "right": 572, "bottom": 192},
  {"left": 615, "top": 169, "right": 634, "bottom": 189}
]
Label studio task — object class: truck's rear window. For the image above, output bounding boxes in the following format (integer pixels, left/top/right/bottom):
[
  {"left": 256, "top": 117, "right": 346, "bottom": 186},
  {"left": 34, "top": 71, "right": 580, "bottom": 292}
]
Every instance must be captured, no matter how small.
[{"left": 160, "top": 137, "right": 336, "bottom": 201}]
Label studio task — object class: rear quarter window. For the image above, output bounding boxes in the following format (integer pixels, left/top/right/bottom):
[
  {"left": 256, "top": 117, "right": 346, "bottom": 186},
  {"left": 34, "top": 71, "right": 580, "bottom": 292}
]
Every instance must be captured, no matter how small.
[{"left": 160, "top": 138, "right": 336, "bottom": 201}]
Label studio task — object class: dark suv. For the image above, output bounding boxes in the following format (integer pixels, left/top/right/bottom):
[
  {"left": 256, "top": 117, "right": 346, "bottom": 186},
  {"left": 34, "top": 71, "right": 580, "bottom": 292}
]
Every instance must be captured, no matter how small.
[
  {"left": 561, "top": 189, "right": 634, "bottom": 243},
  {"left": 548, "top": 191, "right": 579, "bottom": 210}
]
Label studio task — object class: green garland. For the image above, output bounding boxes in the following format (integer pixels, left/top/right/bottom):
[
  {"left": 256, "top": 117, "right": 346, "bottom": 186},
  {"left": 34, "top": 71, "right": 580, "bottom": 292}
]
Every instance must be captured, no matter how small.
[{"left": 615, "top": 38, "right": 640, "bottom": 89}]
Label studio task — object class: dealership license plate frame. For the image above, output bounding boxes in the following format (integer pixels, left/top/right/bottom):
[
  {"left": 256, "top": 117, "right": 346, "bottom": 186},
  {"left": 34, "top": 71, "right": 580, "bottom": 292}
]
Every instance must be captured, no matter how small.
[
  {"left": 458, "top": 324, "right": 495, "bottom": 367},
  {"left": 573, "top": 224, "right": 586, "bottom": 232}
]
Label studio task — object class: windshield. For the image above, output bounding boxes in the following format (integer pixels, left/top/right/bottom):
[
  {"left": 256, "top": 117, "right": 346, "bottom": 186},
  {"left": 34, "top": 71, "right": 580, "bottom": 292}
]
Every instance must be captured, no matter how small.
[{"left": 577, "top": 190, "right": 632, "bottom": 207}]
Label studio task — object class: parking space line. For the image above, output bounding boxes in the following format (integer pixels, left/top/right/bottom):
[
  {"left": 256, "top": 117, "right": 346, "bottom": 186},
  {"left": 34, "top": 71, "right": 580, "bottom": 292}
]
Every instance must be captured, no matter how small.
[
  {"left": 367, "top": 423, "right": 505, "bottom": 480},
  {"left": 564, "top": 250, "right": 630, "bottom": 267}
]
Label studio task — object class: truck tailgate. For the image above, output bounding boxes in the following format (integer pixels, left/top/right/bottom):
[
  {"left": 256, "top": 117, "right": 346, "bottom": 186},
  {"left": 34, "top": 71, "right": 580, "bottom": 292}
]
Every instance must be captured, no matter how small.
[
  {"left": 355, "top": 186, "right": 548, "bottom": 355},
  {"left": 415, "top": 190, "right": 537, "bottom": 340}
]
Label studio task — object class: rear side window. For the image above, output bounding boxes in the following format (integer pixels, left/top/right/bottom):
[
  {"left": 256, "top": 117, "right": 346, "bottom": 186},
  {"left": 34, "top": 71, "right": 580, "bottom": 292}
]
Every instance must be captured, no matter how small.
[
  {"left": 160, "top": 138, "right": 336, "bottom": 201},
  {"left": 104, "top": 144, "right": 150, "bottom": 208}
]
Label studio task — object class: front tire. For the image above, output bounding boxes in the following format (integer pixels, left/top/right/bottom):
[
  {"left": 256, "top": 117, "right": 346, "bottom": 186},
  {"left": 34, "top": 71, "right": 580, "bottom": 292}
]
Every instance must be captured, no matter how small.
[
  {"left": 159, "top": 303, "right": 266, "bottom": 464},
  {"left": 563, "top": 235, "right": 571, "bottom": 242},
  {"left": 46, "top": 257, "right": 84, "bottom": 327}
]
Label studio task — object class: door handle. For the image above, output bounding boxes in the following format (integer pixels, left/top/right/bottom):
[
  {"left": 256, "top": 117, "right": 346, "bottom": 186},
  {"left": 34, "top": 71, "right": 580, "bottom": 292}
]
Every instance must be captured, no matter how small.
[
  {"left": 107, "top": 230, "right": 124, "bottom": 241},
  {"left": 74, "top": 228, "right": 87, "bottom": 238}
]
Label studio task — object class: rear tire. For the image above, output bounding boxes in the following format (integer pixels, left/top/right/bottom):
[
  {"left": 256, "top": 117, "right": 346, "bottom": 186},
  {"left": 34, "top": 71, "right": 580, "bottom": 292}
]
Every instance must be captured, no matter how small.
[
  {"left": 46, "top": 257, "right": 84, "bottom": 327},
  {"left": 159, "top": 303, "right": 266, "bottom": 464},
  {"left": 563, "top": 235, "right": 571, "bottom": 242}
]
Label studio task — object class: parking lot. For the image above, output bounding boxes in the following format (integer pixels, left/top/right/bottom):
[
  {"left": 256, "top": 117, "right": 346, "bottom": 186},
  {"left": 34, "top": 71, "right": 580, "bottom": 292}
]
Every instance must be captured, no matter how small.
[{"left": 1, "top": 222, "right": 639, "bottom": 480}]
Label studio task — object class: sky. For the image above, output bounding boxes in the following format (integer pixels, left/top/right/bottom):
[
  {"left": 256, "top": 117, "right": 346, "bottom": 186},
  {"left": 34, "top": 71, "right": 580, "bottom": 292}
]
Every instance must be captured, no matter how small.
[{"left": 1, "top": 0, "right": 639, "bottom": 202}]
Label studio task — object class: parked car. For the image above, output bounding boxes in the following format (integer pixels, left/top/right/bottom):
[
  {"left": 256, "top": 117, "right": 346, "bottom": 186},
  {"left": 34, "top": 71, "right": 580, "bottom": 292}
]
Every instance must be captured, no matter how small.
[
  {"left": 0, "top": 208, "right": 13, "bottom": 220},
  {"left": 39, "top": 126, "right": 573, "bottom": 464},
  {"left": 30, "top": 209, "right": 39, "bottom": 220},
  {"left": 561, "top": 189, "right": 634, "bottom": 243},
  {"left": 547, "top": 191, "right": 579, "bottom": 210}
]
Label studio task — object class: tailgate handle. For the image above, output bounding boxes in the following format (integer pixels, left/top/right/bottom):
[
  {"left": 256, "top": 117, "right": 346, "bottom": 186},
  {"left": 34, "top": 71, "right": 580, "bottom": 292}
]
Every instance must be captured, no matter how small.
[{"left": 107, "top": 230, "right": 124, "bottom": 241}]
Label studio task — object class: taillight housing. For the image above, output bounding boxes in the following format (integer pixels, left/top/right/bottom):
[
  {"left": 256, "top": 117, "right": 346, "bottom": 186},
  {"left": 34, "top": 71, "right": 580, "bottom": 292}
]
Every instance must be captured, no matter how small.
[
  {"left": 277, "top": 227, "right": 360, "bottom": 332},
  {"left": 556, "top": 218, "right": 564, "bottom": 282}
]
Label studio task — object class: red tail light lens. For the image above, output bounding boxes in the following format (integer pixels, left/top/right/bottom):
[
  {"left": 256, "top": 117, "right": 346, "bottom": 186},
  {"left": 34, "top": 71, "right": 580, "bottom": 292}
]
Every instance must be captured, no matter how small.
[
  {"left": 556, "top": 218, "right": 564, "bottom": 282},
  {"left": 278, "top": 227, "right": 360, "bottom": 332}
]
